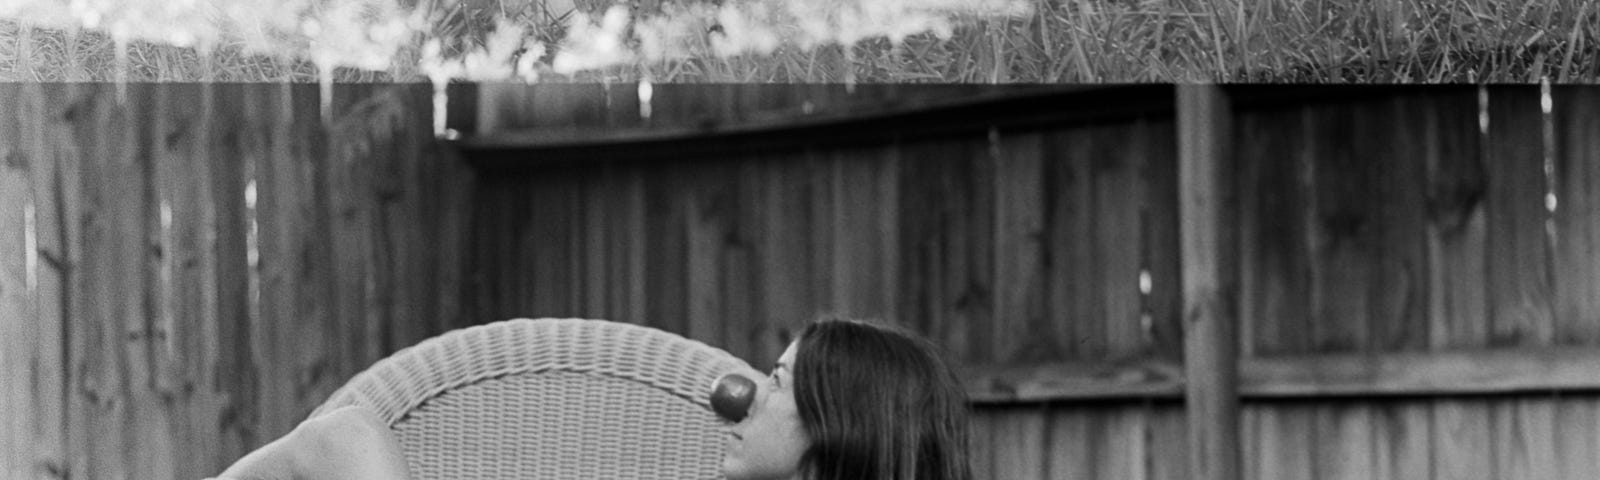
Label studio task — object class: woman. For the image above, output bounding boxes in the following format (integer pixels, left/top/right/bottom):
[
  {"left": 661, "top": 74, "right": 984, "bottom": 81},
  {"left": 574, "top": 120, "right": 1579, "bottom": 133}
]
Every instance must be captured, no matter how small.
[{"left": 212, "top": 317, "right": 971, "bottom": 480}]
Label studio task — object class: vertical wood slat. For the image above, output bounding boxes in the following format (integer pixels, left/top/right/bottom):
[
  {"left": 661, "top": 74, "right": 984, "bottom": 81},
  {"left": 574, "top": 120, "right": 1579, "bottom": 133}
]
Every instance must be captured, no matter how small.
[
  {"left": 829, "top": 144, "right": 896, "bottom": 322},
  {"left": 154, "top": 83, "right": 227, "bottom": 480},
  {"left": 1044, "top": 408, "right": 1095, "bottom": 480},
  {"left": 1176, "top": 84, "right": 1240, "bottom": 480},
  {"left": 989, "top": 406, "right": 1046, "bottom": 480},
  {"left": 1422, "top": 89, "right": 1495, "bottom": 480},
  {"left": 255, "top": 83, "right": 287, "bottom": 437},
  {"left": 0, "top": 74, "right": 39, "bottom": 479},
  {"left": 895, "top": 135, "right": 993, "bottom": 364},
  {"left": 1484, "top": 88, "right": 1555, "bottom": 348},
  {"left": 757, "top": 152, "right": 815, "bottom": 365},
  {"left": 1484, "top": 88, "right": 1557, "bottom": 480},
  {"left": 686, "top": 160, "right": 737, "bottom": 348},
  {"left": 17, "top": 82, "right": 74, "bottom": 480},
  {"left": 992, "top": 130, "right": 1045, "bottom": 364},
  {"left": 1550, "top": 87, "right": 1600, "bottom": 341},
  {"left": 1373, "top": 93, "right": 1452, "bottom": 480},
  {"left": 1095, "top": 123, "right": 1148, "bottom": 359},
  {"left": 1236, "top": 104, "right": 1314, "bottom": 358},
  {"left": 722, "top": 158, "right": 760, "bottom": 361},
  {"left": 327, "top": 84, "right": 379, "bottom": 374},
  {"left": 1552, "top": 87, "right": 1600, "bottom": 480},
  {"left": 205, "top": 82, "right": 260, "bottom": 472},
  {"left": 1142, "top": 119, "right": 1183, "bottom": 362},
  {"left": 76, "top": 82, "right": 138, "bottom": 480},
  {"left": 1045, "top": 126, "right": 1100, "bottom": 360}
]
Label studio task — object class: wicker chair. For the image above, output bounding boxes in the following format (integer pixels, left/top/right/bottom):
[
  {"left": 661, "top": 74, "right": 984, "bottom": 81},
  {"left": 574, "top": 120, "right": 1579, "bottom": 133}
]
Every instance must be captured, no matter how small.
[{"left": 309, "top": 317, "right": 754, "bottom": 479}]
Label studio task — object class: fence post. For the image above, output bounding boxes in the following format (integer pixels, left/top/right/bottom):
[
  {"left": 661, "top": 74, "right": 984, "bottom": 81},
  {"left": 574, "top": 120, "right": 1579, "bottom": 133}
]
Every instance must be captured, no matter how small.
[{"left": 1177, "top": 84, "right": 1241, "bottom": 480}]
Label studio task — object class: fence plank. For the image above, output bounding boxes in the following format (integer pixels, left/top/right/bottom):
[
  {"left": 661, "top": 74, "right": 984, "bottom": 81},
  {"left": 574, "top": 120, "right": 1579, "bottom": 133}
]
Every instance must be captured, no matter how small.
[
  {"left": 720, "top": 158, "right": 761, "bottom": 361},
  {"left": 1553, "top": 87, "right": 1600, "bottom": 480},
  {"left": 1375, "top": 400, "right": 1434, "bottom": 480},
  {"left": 0, "top": 77, "right": 35, "bottom": 480},
  {"left": 1435, "top": 399, "right": 1494, "bottom": 480},
  {"left": 896, "top": 136, "right": 992, "bottom": 363},
  {"left": 1098, "top": 406, "right": 1149, "bottom": 480},
  {"left": 828, "top": 144, "right": 895, "bottom": 322},
  {"left": 1142, "top": 119, "right": 1183, "bottom": 361},
  {"left": 990, "top": 406, "right": 1046, "bottom": 480},
  {"left": 968, "top": 409, "right": 996, "bottom": 480},
  {"left": 204, "top": 82, "right": 260, "bottom": 467},
  {"left": 643, "top": 160, "right": 689, "bottom": 336},
  {"left": 1484, "top": 88, "right": 1554, "bottom": 347},
  {"left": 1552, "top": 87, "right": 1600, "bottom": 344},
  {"left": 254, "top": 83, "right": 303, "bottom": 438},
  {"left": 992, "top": 130, "right": 1045, "bottom": 364},
  {"left": 1044, "top": 408, "right": 1095, "bottom": 480},
  {"left": 757, "top": 152, "right": 817, "bottom": 364},
  {"left": 1484, "top": 88, "right": 1555, "bottom": 480},
  {"left": 154, "top": 83, "right": 229, "bottom": 480},
  {"left": 1424, "top": 88, "right": 1493, "bottom": 480},
  {"left": 1146, "top": 405, "right": 1187, "bottom": 480},
  {"left": 1096, "top": 123, "right": 1149, "bottom": 358},
  {"left": 1497, "top": 397, "right": 1558, "bottom": 479},
  {"left": 1248, "top": 404, "right": 1314, "bottom": 480},
  {"left": 1044, "top": 125, "right": 1100, "bottom": 360},
  {"left": 327, "top": 84, "right": 381, "bottom": 372},
  {"left": 686, "top": 160, "right": 738, "bottom": 347},
  {"left": 1236, "top": 105, "right": 1313, "bottom": 357},
  {"left": 23, "top": 82, "right": 72, "bottom": 480},
  {"left": 1556, "top": 397, "right": 1600, "bottom": 480}
]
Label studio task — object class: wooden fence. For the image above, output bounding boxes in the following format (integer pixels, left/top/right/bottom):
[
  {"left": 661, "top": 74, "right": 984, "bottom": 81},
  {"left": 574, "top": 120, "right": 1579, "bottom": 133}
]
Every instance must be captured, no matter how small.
[
  {"left": 0, "top": 83, "right": 474, "bottom": 480},
  {"left": 3, "top": 83, "right": 1599, "bottom": 480},
  {"left": 456, "top": 84, "right": 1600, "bottom": 480}
]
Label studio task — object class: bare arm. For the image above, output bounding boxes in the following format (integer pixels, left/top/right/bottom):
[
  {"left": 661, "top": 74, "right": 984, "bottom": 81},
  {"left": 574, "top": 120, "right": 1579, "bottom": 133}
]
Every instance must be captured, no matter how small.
[{"left": 209, "top": 406, "right": 413, "bottom": 480}]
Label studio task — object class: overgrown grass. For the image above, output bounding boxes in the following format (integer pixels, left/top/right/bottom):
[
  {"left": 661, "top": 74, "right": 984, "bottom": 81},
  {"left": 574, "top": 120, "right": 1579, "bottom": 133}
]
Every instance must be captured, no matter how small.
[{"left": 2, "top": 0, "right": 1596, "bottom": 82}]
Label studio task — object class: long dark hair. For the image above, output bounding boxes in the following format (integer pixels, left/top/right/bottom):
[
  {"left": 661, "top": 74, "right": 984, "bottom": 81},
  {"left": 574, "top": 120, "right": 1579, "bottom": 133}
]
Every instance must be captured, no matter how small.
[{"left": 791, "top": 317, "right": 972, "bottom": 480}]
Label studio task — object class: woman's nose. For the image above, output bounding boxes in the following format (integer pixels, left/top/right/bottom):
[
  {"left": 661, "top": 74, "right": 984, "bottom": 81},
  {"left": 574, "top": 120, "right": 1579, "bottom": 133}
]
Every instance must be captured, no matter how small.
[{"left": 710, "top": 373, "right": 757, "bottom": 423}]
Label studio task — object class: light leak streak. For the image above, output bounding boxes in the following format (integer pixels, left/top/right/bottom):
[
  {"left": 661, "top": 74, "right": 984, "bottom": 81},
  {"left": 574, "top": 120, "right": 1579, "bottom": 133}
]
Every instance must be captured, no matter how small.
[
  {"left": 244, "top": 180, "right": 258, "bottom": 269},
  {"left": 159, "top": 198, "right": 175, "bottom": 351},
  {"left": 1541, "top": 77, "right": 1558, "bottom": 250},
  {"left": 1477, "top": 86, "right": 1490, "bottom": 136},
  {"left": 638, "top": 79, "right": 654, "bottom": 121},
  {"left": 244, "top": 178, "right": 261, "bottom": 322},
  {"left": 23, "top": 201, "right": 37, "bottom": 293},
  {"left": 432, "top": 80, "right": 458, "bottom": 140}
]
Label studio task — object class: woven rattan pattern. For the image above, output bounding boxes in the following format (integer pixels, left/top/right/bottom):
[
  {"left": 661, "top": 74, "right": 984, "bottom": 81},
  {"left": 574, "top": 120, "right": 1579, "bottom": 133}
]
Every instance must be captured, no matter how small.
[{"left": 311, "top": 318, "right": 754, "bottom": 479}]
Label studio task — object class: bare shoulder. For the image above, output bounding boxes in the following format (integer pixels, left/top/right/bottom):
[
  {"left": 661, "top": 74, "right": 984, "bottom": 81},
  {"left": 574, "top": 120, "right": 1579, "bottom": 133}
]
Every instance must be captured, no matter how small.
[
  {"left": 298, "top": 405, "right": 392, "bottom": 438},
  {"left": 291, "top": 405, "right": 414, "bottom": 480}
]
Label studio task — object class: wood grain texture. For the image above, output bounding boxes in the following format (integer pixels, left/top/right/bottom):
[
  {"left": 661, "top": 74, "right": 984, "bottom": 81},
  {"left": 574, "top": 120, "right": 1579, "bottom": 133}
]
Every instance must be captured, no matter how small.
[
  {"left": 19, "top": 82, "right": 72, "bottom": 480},
  {"left": 967, "top": 347, "right": 1600, "bottom": 402},
  {"left": 12, "top": 83, "right": 1600, "bottom": 480},
  {"left": 1235, "top": 105, "right": 1314, "bottom": 356},
  {"left": 992, "top": 130, "right": 1045, "bottom": 365},
  {"left": 1483, "top": 88, "right": 1554, "bottom": 347},
  {"left": 1177, "top": 84, "right": 1240, "bottom": 480},
  {"left": 1552, "top": 87, "right": 1600, "bottom": 344},
  {"left": 0, "top": 75, "right": 36, "bottom": 479}
]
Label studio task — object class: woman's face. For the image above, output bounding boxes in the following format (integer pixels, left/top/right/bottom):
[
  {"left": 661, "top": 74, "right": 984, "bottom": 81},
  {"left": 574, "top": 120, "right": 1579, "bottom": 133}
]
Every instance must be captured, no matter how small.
[{"left": 721, "top": 341, "right": 810, "bottom": 480}]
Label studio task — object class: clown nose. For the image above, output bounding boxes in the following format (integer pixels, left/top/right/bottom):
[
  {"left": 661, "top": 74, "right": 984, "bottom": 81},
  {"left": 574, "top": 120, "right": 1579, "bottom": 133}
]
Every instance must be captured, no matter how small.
[{"left": 711, "top": 373, "right": 756, "bottom": 423}]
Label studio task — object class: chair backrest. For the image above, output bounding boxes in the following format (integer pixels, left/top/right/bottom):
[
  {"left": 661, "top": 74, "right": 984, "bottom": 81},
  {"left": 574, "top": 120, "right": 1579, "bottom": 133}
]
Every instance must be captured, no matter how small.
[{"left": 311, "top": 318, "right": 753, "bottom": 479}]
